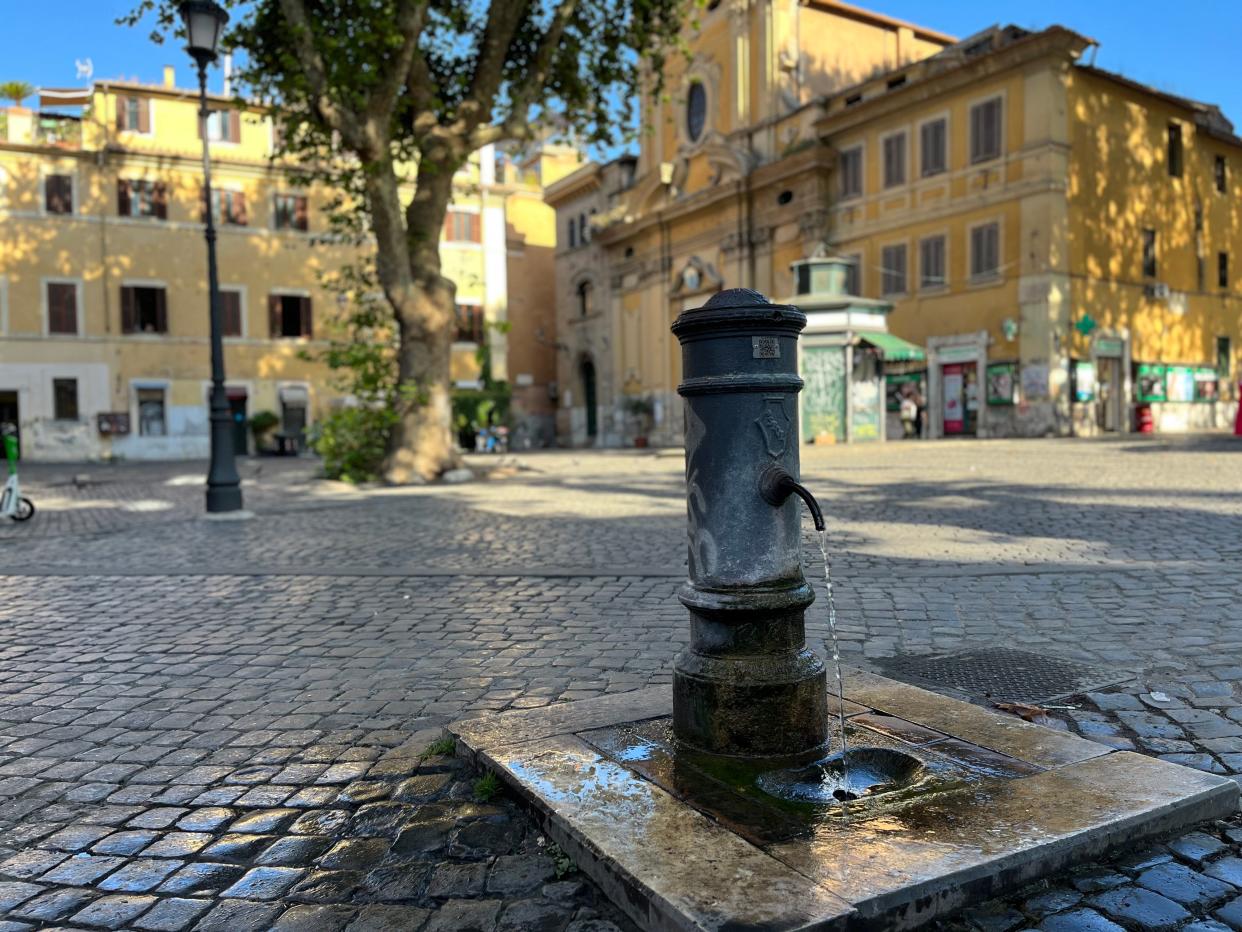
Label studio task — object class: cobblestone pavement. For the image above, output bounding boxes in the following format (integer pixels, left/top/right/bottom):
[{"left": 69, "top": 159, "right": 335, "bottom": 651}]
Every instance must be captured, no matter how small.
[{"left": 1, "top": 436, "right": 1241, "bottom": 930}]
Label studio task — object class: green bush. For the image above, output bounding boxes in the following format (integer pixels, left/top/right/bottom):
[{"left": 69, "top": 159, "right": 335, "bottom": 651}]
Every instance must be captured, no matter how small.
[
  {"left": 249, "top": 410, "right": 280, "bottom": 447},
  {"left": 312, "top": 405, "right": 396, "bottom": 483}
]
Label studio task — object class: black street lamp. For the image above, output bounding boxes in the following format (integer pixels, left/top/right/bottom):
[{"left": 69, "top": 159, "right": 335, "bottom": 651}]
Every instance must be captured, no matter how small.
[{"left": 180, "top": 0, "right": 243, "bottom": 513}]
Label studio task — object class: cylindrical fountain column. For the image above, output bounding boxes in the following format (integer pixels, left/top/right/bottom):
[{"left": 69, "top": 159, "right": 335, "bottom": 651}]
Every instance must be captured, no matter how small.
[{"left": 671, "top": 288, "right": 829, "bottom": 759}]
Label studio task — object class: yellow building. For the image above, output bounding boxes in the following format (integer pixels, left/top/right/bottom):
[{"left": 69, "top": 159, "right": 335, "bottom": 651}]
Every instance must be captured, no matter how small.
[
  {"left": 557, "top": 1, "right": 1241, "bottom": 444},
  {"left": 0, "top": 71, "right": 569, "bottom": 461}
]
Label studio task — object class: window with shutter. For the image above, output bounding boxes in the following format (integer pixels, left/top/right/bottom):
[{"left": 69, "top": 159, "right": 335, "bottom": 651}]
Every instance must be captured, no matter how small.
[
  {"left": 45, "top": 174, "right": 73, "bottom": 214},
  {"left": 272, "top": 294, "right": 311, "bottom": 338},
  {"left": 880, "top": 245, "right": 908, "bottom": 296},
  {"left": 220, "top": 290, "right": 243, "bottom": 337},
  {"left": 275, "top": 194, "right": 309, "bottom": 231},
  {"left": 122, "top": 285, "right": 168, "bottom": 333},
  {"left": 1219, "top": 252, "right": 1229, "bottom": 289},
  {"left": 1142, "top": 229, "right": 1158, "bottom": 278},
  {"left": 117, "top": 179, "right": 131, "bottom": 216},
  {"left": 53, "top": 378, "right": 79, "bottom": 421},
  {"left": 920, "top": 119, "right": 947, "bottom": 176},
  {"left": 299, "top": 296, "right": 313, "bottom": 338},
  {"left": 970, "top": 223, "right": 1001, "bottom": 280},
  {"left": 455, "top": 304, "right": 484, "bottom": 342},
  {"left": 882, "top": 133, "right": 906, "bottom": 188},
  {"left": 46, "top": 282, "right": 78, "bottom": 334},
  {"left": 137, "top": 97, "right": 151, "bottom": 134},
  {"left": 1167, "top": 124, "right": 1183, "bottom": 178},
  {"left": 843, "top": 255, "right": 861, "bottom": 296},
  {"left": 153, "top": 182, "right": 168, "bottom": 220},
  {"left": 920, "top": 236, "right": 947, "bottom": 289},
  {"left": 268, "top": 294, "right": 283, "bottom": 336},
  {"left": 839, "top": 146, "right": 863, "bottom": 199},
  {"left": 970, "top": 98, "right": 1002, "bottom": 164}
]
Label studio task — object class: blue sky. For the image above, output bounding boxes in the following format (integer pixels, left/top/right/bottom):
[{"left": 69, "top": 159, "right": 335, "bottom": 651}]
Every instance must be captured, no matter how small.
[{"left": 1, "top": 1, "right": 1238, "bottom": 129}]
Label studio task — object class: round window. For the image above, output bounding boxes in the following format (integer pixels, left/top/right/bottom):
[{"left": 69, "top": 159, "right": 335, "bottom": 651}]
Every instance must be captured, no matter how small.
[{"left": 686, "top": 82, "right": 707, "bottom": 142}]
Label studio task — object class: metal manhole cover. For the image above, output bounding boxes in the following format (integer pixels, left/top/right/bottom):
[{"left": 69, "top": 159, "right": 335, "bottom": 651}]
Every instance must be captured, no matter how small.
[{"left": 874, "top": 648, "right": 1129, "bottom": 703}]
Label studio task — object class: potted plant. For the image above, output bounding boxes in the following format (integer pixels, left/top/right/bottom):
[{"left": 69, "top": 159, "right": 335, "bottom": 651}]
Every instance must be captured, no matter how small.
[
  {"left": 0, "top": 82, "right": 33, "bottom": 109},
  {"left": 249, "top": 410, "right": 280, "bottom": 454},
  {"left": 624, "top": 395, "right": 656, "bottom": 448}
]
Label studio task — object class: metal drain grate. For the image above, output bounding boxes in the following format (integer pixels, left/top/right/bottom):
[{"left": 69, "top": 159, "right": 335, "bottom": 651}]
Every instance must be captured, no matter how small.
[{"left": 874, "top": 648, "right": 1129, "bottom": 704}]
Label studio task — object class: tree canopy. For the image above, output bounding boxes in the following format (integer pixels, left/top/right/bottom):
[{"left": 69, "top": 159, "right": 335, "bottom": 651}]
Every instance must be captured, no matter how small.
[{"left": 124, "top": 0, "right": 689, "bottom": 479}]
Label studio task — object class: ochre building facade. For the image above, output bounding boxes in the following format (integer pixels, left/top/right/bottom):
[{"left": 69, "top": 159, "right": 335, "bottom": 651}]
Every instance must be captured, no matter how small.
[
  {"left": 550, "top": 0, "right": 1242, "bottom": 445},
  {"left": 0, "top": 73, "right": 570, "bottom": 461}
]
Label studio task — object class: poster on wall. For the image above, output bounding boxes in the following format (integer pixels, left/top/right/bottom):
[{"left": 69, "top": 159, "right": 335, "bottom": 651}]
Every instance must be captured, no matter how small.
[
  {"left": 851, "top": 380, "right": 881, "bottom": 441},
  {"left": 943, "top": 366, "right": 964, "bottom": 433},
  {"left": 801, "top": 346, "right": 847, "bottom": 443},
  {"left": 1135, "top": 365, "right": 1167, "bottom": 402},
  {"left": 986, "top": 363, "right": 1017, "bottom": 405},
  {"left": 1073, "top": 361, "right": 1096, "bottom": 402},
  {"left": 1194, "top": 367, "right": 1220, "bottom": 402},
  {"left": 1020, "top": 364, "right": 1049, "bottom": 402},
  {"left": 1166, "top": 366, "right": 1196, "bottom": 403}
]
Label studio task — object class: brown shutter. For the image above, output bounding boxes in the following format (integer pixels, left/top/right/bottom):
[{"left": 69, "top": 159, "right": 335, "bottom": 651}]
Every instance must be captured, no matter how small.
[
  {"left": 471, "top": 213, "right": 481, "bottom": 243},
  {"left": 153, "top": 182, "right": 168, "bottom": 220},
  {"left": 233, "top": 191, "right": 248, "bottom": 226},
  {"left": 155, "top": 288, "right": 168, "bottom": 333},
  {"left": 116, "top": 96, "right": 128, "bottom": 131},
  {"left": 294, "top": 196, "right": 308, "bottom": 232},
  {"left": 137, "top": 97, "right": 151, "bottom": 134},
  {"left": 300, "top": 297, "right": 313, "bottom": 338},
  {"left": 269, "top": 294, "right": 282, "bottom": 337},
  {"left": 220, "top": 291, "right": 241, "bottom": 336},
  {"left": 117, "top": 179, "right": 131, "bottom": 217},
  {"left": 443, "top": 211, "right": 453, "bottom": 240},
  {"left": 229, "top": 110, "right": 241, "bottom": 143},
  {"left": 121, "top": 286, "right": 136, "bottom": 333}
]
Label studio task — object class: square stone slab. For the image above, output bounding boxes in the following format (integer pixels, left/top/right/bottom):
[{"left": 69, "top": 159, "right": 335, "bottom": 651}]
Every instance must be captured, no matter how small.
[{"left": 450, "top": 674, "right": 1237, "bottom": 931}]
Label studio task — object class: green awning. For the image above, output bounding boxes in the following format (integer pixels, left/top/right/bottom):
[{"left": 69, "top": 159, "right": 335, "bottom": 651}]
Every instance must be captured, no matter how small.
[{"left": 857, "top": 331, "right": 926, "bottom": 362}]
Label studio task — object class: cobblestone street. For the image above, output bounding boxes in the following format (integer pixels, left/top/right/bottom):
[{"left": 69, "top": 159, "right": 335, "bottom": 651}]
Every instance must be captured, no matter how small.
[{"left": 1, "top": 436, "right": 1241, "bottom": 930}]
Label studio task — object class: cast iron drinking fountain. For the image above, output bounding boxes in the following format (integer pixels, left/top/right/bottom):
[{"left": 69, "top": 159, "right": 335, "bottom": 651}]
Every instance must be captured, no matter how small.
[
  {"left": 671, "top": 287, "right": 921, "bottom": 803},
  {"left": 450, "top": 284, "right": 1235, "bottom": 931}
]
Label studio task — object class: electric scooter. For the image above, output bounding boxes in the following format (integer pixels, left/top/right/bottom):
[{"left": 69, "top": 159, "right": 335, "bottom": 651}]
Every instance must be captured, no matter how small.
[{"left": 0, "top": 428, "right": 34, "bottom": 522}]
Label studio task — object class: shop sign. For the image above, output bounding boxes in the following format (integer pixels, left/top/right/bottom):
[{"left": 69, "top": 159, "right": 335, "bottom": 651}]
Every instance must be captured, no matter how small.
[
  {"left": 96, "top": 413, "right": 131, "bottom": 436},
  {"left": 1195, "top": 367, "right": 1220, "bottom": 402},
  {"left": 1166, "top": 366, "right": 1196, "bottom": 403},
  {"left": 986, "top": 363, "right": 1017, "bottom": 405},
  {"left": 943, "top": 366, "right": 965, "bottom": 432},
  {"left": 1096, "top": 338, "right": 1124, "bottom": 357},
  {"left": 938, "top": 345, "right": 978, "bottom": 364}
]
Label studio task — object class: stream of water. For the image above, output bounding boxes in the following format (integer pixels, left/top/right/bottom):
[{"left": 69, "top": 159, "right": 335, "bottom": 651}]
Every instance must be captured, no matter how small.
[{"left": 817, "top": 528, "right": 852, "bottom": 810}]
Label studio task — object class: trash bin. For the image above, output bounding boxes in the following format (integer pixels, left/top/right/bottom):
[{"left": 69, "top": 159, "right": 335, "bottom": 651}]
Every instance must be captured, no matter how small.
[{"left": 1135, "top": 404, "right": 1154, "bottom": 434}]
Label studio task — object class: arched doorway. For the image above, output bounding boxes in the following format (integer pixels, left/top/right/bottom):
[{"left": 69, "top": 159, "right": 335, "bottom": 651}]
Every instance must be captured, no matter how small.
[{"left": 579, "top": 355, "right": 598, "bottom": 441}]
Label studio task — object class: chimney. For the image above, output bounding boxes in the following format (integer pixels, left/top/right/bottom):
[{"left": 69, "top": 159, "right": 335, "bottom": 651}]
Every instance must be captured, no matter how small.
[
  {"left": 163, "top": 65, "right": 175, "bottom": 88},
  {"left": 223, "top": 54, "right": 233, "bottom": 97}
]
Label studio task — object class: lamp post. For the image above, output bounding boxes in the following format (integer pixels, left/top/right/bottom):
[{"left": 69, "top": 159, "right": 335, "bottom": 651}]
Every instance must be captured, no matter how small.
[{"left": 181, "top": 0, "right": 242, "bottom": 513}]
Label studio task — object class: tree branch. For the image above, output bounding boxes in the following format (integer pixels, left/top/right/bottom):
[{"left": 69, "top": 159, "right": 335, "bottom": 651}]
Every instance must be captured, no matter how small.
[
  {"left": 277, "top": 0, "right": 366, "bottom": 150},
  {"left": 469, "top": 0, "right": 578, "bottom": 150},
  {"left": 365, "top": 0, "right": 429, "bottom": 138},
  {"left": 459, "top": 0, "right": 531, "bottom": 131}
]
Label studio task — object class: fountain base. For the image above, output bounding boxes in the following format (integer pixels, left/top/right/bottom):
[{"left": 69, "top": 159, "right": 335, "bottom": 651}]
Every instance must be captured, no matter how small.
[{"left": 449, "top": 669, "right": 1236, "bottom": 931}]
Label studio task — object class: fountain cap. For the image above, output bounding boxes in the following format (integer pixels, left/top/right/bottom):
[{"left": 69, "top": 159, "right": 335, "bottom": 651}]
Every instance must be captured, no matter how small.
[{"left": 672, "top": 288, "right": 806, "bottom": 342}]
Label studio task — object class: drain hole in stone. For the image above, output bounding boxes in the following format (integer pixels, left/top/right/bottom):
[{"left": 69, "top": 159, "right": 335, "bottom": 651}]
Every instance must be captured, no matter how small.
[{"left": 757, "top": 747, "right": 925, "bottom": 805}]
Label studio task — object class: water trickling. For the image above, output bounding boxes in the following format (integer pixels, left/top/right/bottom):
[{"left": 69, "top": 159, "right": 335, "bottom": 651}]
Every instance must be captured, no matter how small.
[{"left": 817, "top": 527, "right": 852, "bottom": 807}]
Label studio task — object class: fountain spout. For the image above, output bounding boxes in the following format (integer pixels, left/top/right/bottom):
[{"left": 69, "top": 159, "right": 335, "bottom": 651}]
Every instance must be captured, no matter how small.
[{"left": 758, "top": 465, "right": 825, "bottom": 532}]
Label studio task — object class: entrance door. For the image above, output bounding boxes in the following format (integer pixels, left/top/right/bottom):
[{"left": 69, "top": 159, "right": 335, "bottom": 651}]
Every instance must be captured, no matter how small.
[
  {"left": 580, "top": 357, "right": 597, "bottom": 441},
  {"left": 227, "top": 391, "right": 249, "bottom": 455},
  {"left": 942, "top": 364, "right": 966, "bottom": 435},
  {"left": 0, "top": 392, "right": 19, "bottom": 460},
  {"left": 1098, "top": 357, "right": 1123, "bottom": 432}
]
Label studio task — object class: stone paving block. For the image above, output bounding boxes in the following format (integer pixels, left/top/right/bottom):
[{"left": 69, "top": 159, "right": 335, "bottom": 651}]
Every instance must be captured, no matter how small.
[
  {"left": 345, "top": 904, "right": 433, "bottom": 931},
  {"left": 140, "top": 831, "right": 212, "bottom": 858},
  {"left": 290, "top": 808, "right": 352, "bottom": 835},
  {"left": 192, "top": 898, "right": 284, "bottom": 931},
  {"left": 1215, "top": 895, "right": 1242, "bottom": 930},
  {"left": 1208, "top": 858, "right": 1242, "bottom": 888},
  {"left": 37, "top": 823, "right": 114, "bottom": 851},
  {"left": 125, "top": 807, "right": 187, "bottom": 830},
  {"left": 1137, "top": 861, "right": 1235, "bottom": 908},
  {"left": 254, "top": 834, "right": 333, "bottom": 866},
  {"left": 1172, "top": 832, "right": 1230, "bottom": 866},
  {"left": 0, "top": 847, "right": 69, "bottom": 879},
  {"left": 199, "top": 832, "right": 276, "bottom": 862},
  {"left": 495, "top": 897, "right": 574, "bottom": 932},
  {"left": 287, "top": 869, "right": 365, "bottom": 903},
  {"left": 220, "top": 865, "right": 306, "bottom": 899},
  {"left": 91, "top": 829, "right": 158, "bottom": 856},
  {"left": 321, "top": 838, "right": 391, "bottom": 872},
  {"left": 1088, "top": 885, "right": 1192, "bottom": 930},
  {"left": 156, "top": 861, "right": 246, "bottom": 895},
  {"left": 271, "top": 904, "right": 357, "bottom": 931},
  {"left": 427, "top": 861, "right": 488, "bottom": 898},
  {"left": 1038, "top": 908, "right": 1126, "bottom": 931},
  {"left": 8, "top": 886, "right": 97, "bottom": 922},
  {"left": 227, "top": 807, "right": 299, "bottom": 834},
  {"left": 40, "top": 853, "right": 126, "bottom": 885},
  {"left": 422, "top": 898, "right": 503, "bottom": 932},
  {"left": 68, "top": 893, "right": 157, "bottom": 929},
  {"left": 96, "top": 857, "right": 182, "bottom": 892},
  {"left": 486, "top": 854, "right": 557, "bottom": 895},
  {"left": 130, "top": 896, "right": 212, "bottom": 931}
]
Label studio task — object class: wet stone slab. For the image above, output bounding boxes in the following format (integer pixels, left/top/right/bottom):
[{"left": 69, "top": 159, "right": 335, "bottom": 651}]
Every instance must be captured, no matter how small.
[{"left": 451, "top": 678, "right": 1238, "bottom": 931}]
